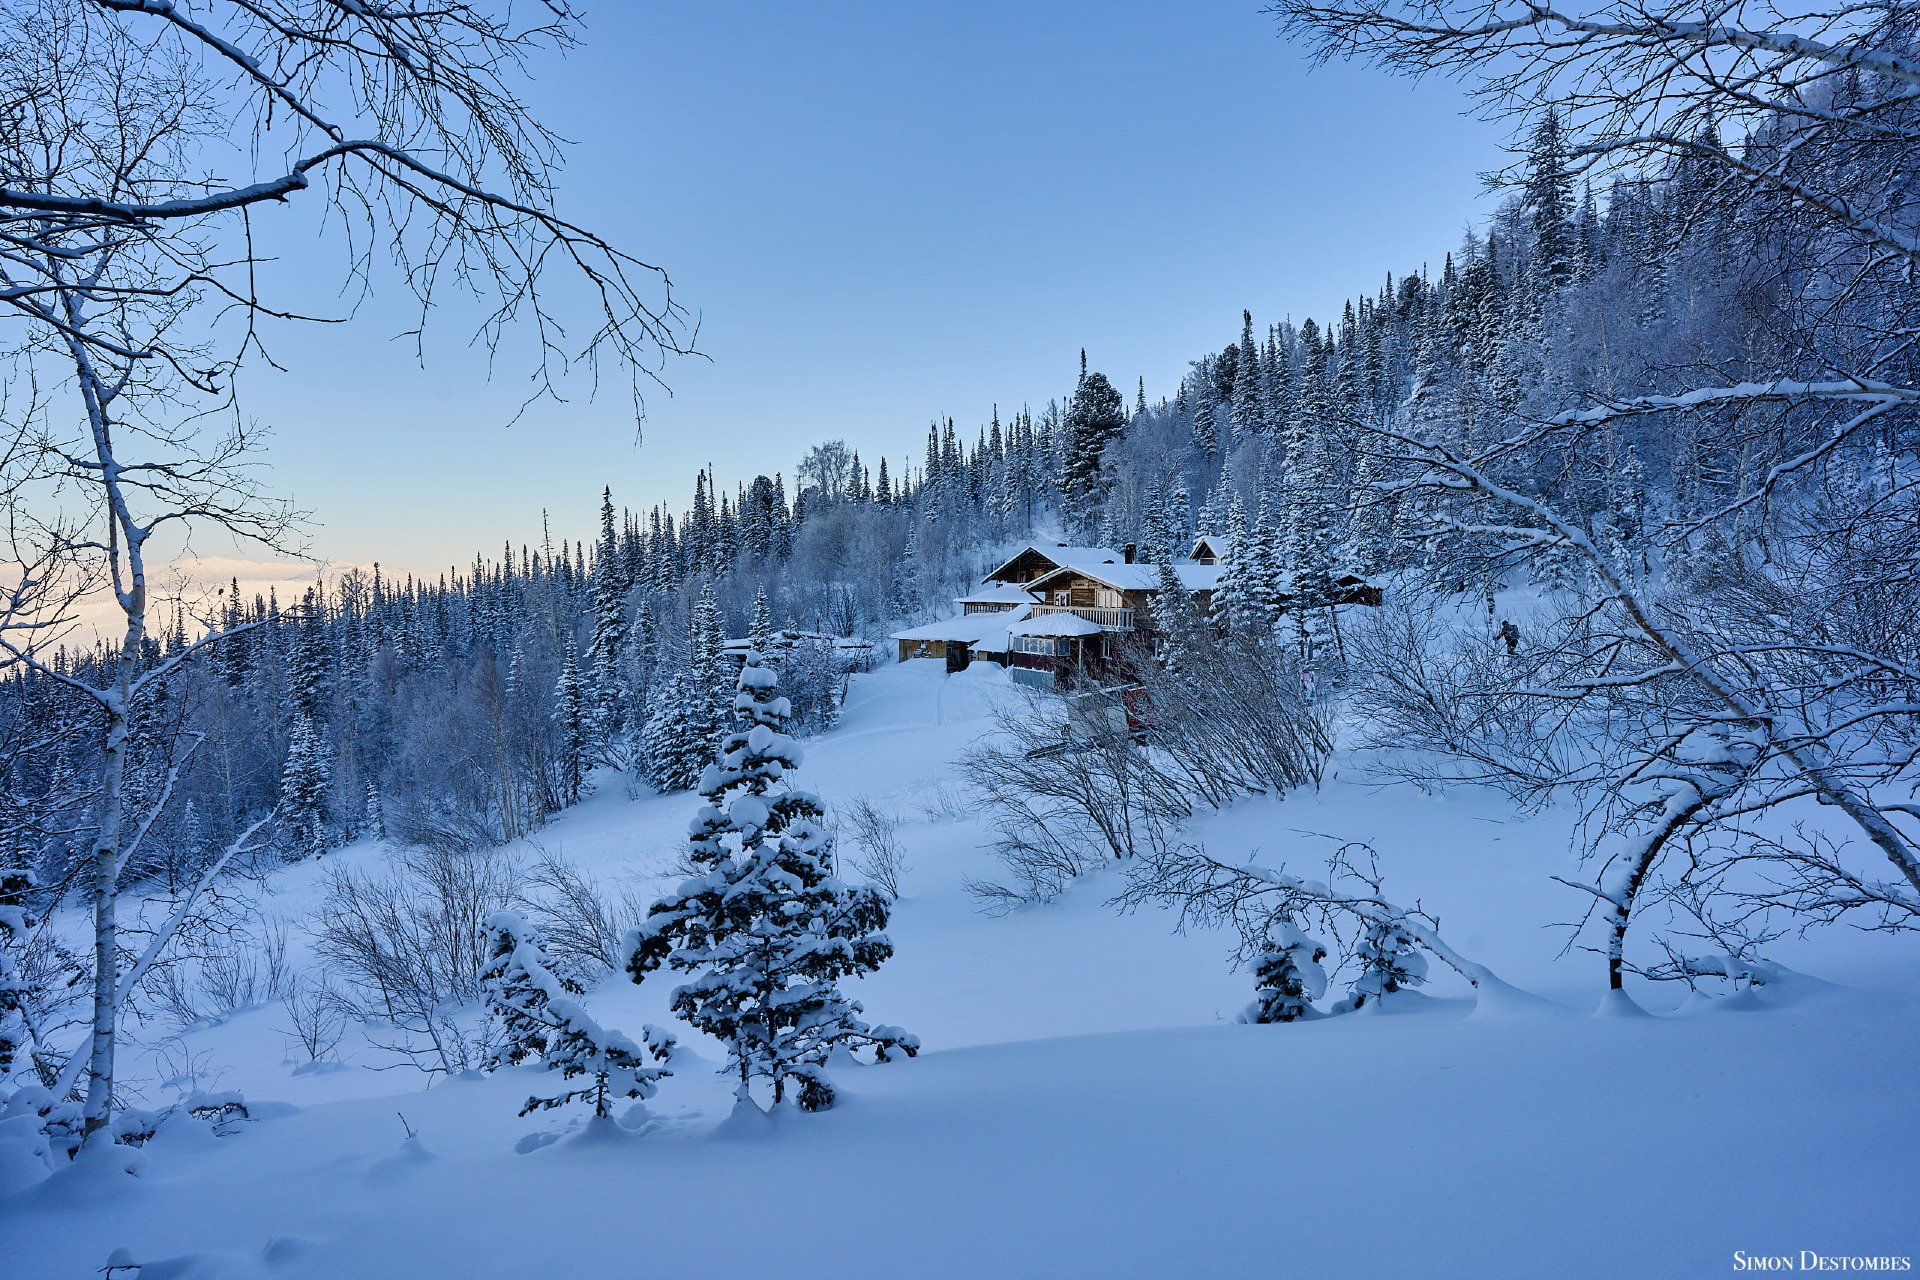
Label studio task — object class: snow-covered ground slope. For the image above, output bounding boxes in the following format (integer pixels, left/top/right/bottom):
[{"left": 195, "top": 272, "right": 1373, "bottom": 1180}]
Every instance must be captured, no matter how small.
[{"left": 6, "top": 659, "right": 1918, "bottom": 1278}]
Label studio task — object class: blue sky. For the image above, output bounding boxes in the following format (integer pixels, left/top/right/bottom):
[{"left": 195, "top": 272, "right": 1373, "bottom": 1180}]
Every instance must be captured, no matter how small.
[{"left": 235, "top": 0, "right": 1507, "bottom": 579}]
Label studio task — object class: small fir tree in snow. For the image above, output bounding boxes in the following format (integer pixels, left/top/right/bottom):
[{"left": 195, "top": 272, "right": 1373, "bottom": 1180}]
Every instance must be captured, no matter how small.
[
  {"left": 1191, "top": 396, "right": 1219, "bottom": 455},
  {"left": 1240, "top": 921, "right": 1328, "bottom": 1023},
  {"left": 628, "top": 599, "right": 660, "bottom": 677},
  {"left": 483, "top": 911, "right": 674, "bottom": 1119},
  {"left": 1606, "top": 438, "right": 1649, "bottom": 574},
  {"left": 1141, "top": 480, "right": 1191, "bottom": 564},
  {"left": 1230, "top": 310, "right": 1264, "bottom": 444},
  {"left": 1241, "top": 491, "right": 1286, "bottom": 635},
  {"left": 627, "top": 651, "right": 917, "bottom": 1112},
  {"left": 1150, "top": 559, "right": 1205, "bottom": 671},
  {"left": 1341, "top": 449, "right": 1392, "bottom": 577},
  {"left": 1349, "top": 916, "right": 1429, "bottom": 1008},
  {"left": 1212, "top": 491, "right": 1253, "bottom": 629},
  {"left": 0, "top": 866, "right": 34, "bottom": 1077},
  {"left": 483, "top": 911, "right": 585, "bottom": 1068},
  {"left": 288, "top": 589, "right": 330, "bottom": 721},
  {"left": 640, "top": 589, "right": 732, "bottom": 793},
  {"left": 689, "top": 583, "right": 730, "bottom": 744},
  {"left": 888, "top": 524, "right": 924, "bottom": 620}
]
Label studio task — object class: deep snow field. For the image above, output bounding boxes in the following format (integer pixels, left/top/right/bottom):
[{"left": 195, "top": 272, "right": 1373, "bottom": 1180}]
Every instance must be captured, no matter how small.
[{"left": 5, "top": 658, "right": 1918, "bottom": 1279}]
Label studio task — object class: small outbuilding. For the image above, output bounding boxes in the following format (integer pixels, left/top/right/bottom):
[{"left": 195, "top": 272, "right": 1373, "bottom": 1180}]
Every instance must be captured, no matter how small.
[{"left": 892, "top": 602, "right": 1032, "bottom": 669}]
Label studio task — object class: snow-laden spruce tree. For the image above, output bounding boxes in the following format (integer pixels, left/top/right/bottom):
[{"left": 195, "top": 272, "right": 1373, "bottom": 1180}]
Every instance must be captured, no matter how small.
[
  {"left": 280, "top": 717, "right": 332, "bottom": 858},
  {"left": 1240, "top": 922, "right": 1328, "bottom": 1023},
  {"left": 587, "top": 487, "right": 631, "bottom": 760},
  {"left": 1349, "top": 916, "right": 1428, "bottom": 1008},
  {"left": 0, "top": 867, "right": 33, "bottom": 1079},
  {"left": 483, "top": 911, "right": 674, "bottom": 1120},
  {"left": 641, "top": 670, "right": 702, "bottom": 793},
  {"left": 554, "top": 641, "right": 590, "bottom": 805},
  {"left": 627, "top": 651, "right": 917, "bottom": 1112},
  {"left": 749, "top": 587, "right": 775, "bottom": 656}
]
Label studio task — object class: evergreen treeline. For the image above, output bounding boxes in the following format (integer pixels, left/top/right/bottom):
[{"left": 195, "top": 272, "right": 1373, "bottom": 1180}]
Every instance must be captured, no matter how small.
[
  {"left": 3, "top": 95, "right": 1902, "bottom": 917},
  {"left": 0, "top": 415, "right": 1079, "bottom": 893}
]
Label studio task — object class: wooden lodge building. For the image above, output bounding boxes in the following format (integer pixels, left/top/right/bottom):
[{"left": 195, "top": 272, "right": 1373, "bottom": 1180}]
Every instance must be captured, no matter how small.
[{"left": 892, "top": 538, "right": 1382, "bottom": 686}]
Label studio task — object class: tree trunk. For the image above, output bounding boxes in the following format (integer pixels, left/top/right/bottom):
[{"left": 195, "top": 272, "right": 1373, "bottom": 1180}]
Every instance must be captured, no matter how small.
[{"left": 81, "top": 670, "right": 134, "bottom": 1135}]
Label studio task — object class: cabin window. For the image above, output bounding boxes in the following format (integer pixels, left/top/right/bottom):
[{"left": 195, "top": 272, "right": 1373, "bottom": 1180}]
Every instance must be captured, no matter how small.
[{"left": 1014, "top": 636, "right": 1071, "bottom": 657}]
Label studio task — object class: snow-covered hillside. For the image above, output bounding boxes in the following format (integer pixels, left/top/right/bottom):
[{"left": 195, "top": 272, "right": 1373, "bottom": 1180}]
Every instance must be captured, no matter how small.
[{"left": 6, "top": 659, "right": 1917, "bottom": 1279}]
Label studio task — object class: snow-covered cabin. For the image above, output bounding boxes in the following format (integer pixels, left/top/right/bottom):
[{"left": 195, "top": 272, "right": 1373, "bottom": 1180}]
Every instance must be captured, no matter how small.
[
  {"left": 1009, "top": 553, "right": 1222, "bottom": 688},
  {"left": 890, "top": 542, "right": 1115, "bottom": 666}
]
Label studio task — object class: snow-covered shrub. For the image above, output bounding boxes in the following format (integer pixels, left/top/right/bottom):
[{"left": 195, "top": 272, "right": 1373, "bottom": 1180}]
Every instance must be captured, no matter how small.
[
  {"left": 522, "top": 848, "right": 644, "bottom": 980},
  {"left": 840, "top": 795, "right": 908, "bottom": 900},
  {"left": 110, "top": 1106, "right": 163, "bottom": 1147},
  {"left": 482, "top": 911, "right": 673, "bottom": 1119},
  {"left": 152, "top": 909, "right": 294, "bottom": 1026},
  {"left": 185, "top": 1091, "right": 250, "bottom": 1134},
  {"left": 1344, "top": 594, "right": 1577, "bottom": 808},
  {"left": 198, "top": 917, "right": 291, "bottom": 1013},
  {"left": 1132, "top": 624, "right": 1336, "bottom": 803},
  {"left": 98, "top": 1092, "right": 249, "bottom": 1150},
  {"left": 1240, "top": 922, "right": 1328, "bottom": 1023},
  {"left": 1125, "top": 839, "right": 1501, "bottom": 1014},
  {"left": 0, "top": 1085, "right": 58, "bottom": 1188},
  {"left": 628, "top": 651, "right": 917, "bottom": 1111},
  {"left": 2, "top": 1085, "right": 83, "bottom": 1165},
  {"left": 278, "top": 977, "right": 348, "bottom": 1064},
  {"left": 313, "top": 845, "right": 522, "bottom": 1074},
  {"left": 960, "top": 691, "right": 1183, "bottom": 910}
]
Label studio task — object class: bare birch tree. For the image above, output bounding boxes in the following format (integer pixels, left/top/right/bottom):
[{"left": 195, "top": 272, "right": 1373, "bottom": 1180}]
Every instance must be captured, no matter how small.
[{"left": 0, "top": 0, "right": 686, "bottom": 1140}]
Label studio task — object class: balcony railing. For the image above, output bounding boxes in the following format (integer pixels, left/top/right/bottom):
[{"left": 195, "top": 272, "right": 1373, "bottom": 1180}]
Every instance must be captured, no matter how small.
[{"left": 1030, "top": 603, "right": 1135, "bottom": 630}]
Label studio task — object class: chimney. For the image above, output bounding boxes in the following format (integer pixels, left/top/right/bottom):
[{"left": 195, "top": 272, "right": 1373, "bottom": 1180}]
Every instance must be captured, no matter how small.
[{"left": 1123, "top": 543, "right": 1136, "bottom": 564}]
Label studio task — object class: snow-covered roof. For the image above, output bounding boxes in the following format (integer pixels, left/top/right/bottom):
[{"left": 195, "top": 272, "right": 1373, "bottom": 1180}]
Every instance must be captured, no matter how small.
[
  {"left": 892, "top": 603, "right": 1032, "bottom": 647},
  {"left": 1190, "top": 533, "right": 1232, "bottom": 558},
  {"left": 1007, "top": 612, "right": 1105, "bottom": 638},
  {"left": 980, "top": 543, "right": 1121, "bottom": 584},
  {"left": 955, "top": 581, "right": 1038, "bottom": 605},
  {"left": 1026, "top": 562, "right": 1224, "bottom": 594}
]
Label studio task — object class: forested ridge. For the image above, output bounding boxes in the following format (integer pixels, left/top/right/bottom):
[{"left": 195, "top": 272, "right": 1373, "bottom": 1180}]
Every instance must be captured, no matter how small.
[{"left": 4, "top": 86, "right": 1878, "bottom": 879}]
